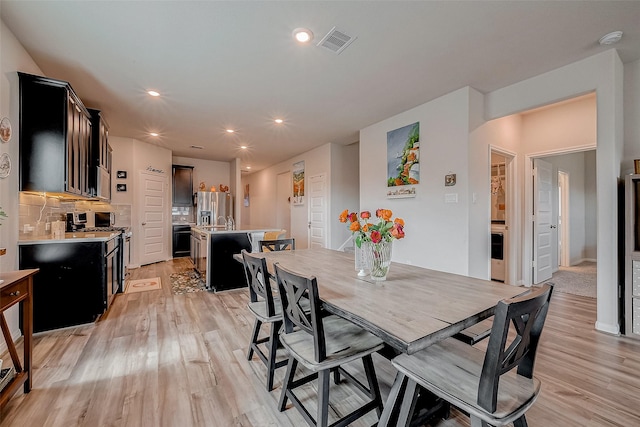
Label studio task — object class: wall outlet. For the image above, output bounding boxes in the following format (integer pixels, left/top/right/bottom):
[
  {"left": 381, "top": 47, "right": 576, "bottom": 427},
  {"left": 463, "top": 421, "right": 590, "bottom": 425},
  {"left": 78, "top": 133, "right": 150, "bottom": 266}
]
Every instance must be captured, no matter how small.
[
  {"left": 23, "top": 224, "right": 33, "bottom": 233},
  {"left": 45, "top": 222, "right": 51, "bottom": 231}
]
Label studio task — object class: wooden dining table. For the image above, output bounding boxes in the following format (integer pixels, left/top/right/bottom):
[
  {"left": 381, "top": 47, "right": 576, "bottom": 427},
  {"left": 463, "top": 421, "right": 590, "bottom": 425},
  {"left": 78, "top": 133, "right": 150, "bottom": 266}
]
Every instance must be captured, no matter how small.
[{"left": 239, "top": 248, "right": 524, "bottom": 355}]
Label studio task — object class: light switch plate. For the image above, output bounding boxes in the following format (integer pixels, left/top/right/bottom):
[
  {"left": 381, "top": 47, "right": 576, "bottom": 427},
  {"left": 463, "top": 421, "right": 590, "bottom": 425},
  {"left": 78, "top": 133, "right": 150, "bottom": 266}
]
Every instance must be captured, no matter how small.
[{"left": 445, "top": 193, "right": 458, "bottom": 203}]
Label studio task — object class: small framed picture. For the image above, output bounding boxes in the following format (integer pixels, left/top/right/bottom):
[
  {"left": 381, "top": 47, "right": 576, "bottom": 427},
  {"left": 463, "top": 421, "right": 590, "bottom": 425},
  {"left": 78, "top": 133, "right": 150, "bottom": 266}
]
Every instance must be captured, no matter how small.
[
  {"left": 116, "top": 170, "right": 127, "bottom": 179},
  {"left": 116, "top": 183, "right": 127, "bottom": 192}
]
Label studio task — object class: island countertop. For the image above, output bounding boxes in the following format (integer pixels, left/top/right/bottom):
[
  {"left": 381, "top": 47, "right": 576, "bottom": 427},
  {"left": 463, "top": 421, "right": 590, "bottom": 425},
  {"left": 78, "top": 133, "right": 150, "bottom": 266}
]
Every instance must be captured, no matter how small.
[{"left": 18, "top": 231, "right": 121, "bottom": 245}]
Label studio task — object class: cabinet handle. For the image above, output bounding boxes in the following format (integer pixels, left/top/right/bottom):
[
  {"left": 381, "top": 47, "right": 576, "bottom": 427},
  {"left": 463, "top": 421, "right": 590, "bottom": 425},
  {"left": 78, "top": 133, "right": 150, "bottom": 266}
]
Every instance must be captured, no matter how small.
[{"left": 9, "top": 291, "right": 20, "bottom": 297}]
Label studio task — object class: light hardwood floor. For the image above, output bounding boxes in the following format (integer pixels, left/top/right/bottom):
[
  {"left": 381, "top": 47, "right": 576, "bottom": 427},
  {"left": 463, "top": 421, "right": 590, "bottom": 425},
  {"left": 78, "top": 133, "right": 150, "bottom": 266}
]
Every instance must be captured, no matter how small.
[{"left": 1, "top": 258, "right": 639, "bottom": 426}]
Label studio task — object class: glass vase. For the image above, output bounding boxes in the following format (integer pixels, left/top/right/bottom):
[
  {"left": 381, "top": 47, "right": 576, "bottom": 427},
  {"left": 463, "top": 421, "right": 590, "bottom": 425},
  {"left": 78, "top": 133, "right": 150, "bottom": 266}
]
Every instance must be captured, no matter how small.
[{"left": 364, "top": 240, "right": 393, "bottom": 281}]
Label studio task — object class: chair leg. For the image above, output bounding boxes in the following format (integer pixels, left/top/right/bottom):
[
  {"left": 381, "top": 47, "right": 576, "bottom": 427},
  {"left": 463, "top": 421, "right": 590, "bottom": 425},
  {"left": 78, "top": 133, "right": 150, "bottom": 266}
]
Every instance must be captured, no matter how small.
[
  {"left": 247, "top": 318, "right": 262, "bottom": 360},
  {"left": 470, "top": 415, "right": 490, "bottom": 427},
  {"left": 278, "top": 357, "right": 297, "bottom": 412},
  {"left": 333, "top": 368, "right": 341, "bottom": 384},
  {"left": 317, "top": 369, "right": 331, "bottom": 427},
  {"left": 362, "top": 354, "right": 383, "bottom": 416},
  {"left": 378, "top": 373, "right": 408, "bottom": 427},
  {"left": 396, "top": 378, "right": 419, "bottom": 427},
  {"left": 513, "top": 415, "right": 529, "bottom": 427},
  {"left": 265, "top": 320, "right": 281, "bottom": 391}
]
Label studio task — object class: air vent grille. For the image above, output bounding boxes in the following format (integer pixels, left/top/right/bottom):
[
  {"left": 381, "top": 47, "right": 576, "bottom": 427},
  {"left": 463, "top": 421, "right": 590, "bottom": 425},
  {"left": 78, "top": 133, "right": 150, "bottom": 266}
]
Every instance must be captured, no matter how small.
[
  {"left": 317, "top": 27, "right": 356, "bottom": 54},
  {"left": 190, "top": 145, "right": 204, "bottom": 149}
]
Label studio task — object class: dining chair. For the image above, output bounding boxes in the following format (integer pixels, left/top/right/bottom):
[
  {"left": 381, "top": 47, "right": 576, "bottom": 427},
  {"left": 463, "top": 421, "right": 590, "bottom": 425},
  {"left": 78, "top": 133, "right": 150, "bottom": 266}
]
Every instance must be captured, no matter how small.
[
  {"left": 380, "top": 283, "right": 553, "bottom": 427},
  {"left": 259, "top": 238, "right": 295, "bottom": 252},
  {"left": 274, "top": 262, "right": 385, "bottom": 427},
  {"left": 242, "top": 250, "right": 287, "bottom": 391}
]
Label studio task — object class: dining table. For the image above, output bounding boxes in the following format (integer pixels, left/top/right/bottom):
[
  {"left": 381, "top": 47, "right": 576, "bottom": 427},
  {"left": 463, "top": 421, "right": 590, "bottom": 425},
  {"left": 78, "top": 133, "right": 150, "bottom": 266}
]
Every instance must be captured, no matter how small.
[{"left": 239, "top": 248, "right": 525, "bottom": 355}]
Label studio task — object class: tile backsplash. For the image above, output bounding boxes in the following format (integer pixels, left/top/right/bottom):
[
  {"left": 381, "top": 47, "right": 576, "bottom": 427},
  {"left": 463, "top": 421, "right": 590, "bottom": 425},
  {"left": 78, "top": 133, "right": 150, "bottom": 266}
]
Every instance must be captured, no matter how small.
[{"left": 19, "top": 193, "right": 131, "bottom": 237}]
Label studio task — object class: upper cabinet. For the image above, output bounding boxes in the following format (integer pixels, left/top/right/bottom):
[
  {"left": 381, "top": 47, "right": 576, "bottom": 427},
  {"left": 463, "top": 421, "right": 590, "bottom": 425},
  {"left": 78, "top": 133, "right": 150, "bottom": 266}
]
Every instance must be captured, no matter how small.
[
  {"left": 172, "top": 165, "right": 194, "bottom": 206},
  {"left": 88, "top": 109, "right": 112, "bottom": 201},
  {"left": 19, "top": 72, "right": 92, "bottom": 197}
]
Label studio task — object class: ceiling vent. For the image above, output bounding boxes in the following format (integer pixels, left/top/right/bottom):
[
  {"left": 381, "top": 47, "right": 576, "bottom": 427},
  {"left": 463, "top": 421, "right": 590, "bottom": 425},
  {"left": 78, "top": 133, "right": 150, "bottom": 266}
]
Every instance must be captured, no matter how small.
[
  {"left": 190, "top": 145, "right": 204, "bottom": 150},
  {"left": 317, "top": 27, "right": 356, "bottom": 54}
]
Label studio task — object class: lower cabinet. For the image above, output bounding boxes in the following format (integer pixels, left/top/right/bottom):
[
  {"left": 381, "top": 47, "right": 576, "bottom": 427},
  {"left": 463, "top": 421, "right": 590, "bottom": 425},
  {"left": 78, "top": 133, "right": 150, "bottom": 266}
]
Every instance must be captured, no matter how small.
[
  {"left": 19, "top": 237, "right": 121, "bottom": 333},
  {"left": 172, "top": 225, "right": 191, "bottom": 258}
]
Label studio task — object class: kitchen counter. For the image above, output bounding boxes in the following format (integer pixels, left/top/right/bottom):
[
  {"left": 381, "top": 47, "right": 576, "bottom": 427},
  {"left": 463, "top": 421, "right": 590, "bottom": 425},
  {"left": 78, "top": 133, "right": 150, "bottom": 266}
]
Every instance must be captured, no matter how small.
[{"left": 18, "top": 231, "right": 121, "bottom": 245}]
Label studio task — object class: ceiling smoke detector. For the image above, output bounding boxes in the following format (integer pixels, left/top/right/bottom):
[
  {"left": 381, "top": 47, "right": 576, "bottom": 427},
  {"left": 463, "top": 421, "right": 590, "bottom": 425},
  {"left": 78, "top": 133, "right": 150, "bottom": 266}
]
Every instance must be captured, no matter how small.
[
  {"left": 599, "top": 31, "right": 623, "bottom": 45},
  {"left": 317, "top": 27, "right": 356, "bottom": 54}
]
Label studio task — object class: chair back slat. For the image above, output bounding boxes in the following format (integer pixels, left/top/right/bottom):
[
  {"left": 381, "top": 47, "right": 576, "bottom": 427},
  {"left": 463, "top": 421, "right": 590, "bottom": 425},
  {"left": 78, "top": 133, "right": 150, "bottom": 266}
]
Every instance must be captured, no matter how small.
[
  {"left": 242, "top": 250, "right": 277, "bottom": 317},
  {"left": 478, "top": 283, "right": 554, "bottom": 413},
  {"left": 274, "top": 263, "right": 326, "bottom": 362},
  {"left": 259, "top": 238, "right": 295, "bottom": 252}
]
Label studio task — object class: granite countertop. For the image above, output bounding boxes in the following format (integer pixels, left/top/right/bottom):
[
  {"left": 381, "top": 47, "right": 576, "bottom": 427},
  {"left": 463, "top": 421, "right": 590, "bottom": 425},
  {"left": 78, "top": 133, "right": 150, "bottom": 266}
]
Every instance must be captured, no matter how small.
[{"left": 18, "top": 231, "right": 121, "bottom": 245}]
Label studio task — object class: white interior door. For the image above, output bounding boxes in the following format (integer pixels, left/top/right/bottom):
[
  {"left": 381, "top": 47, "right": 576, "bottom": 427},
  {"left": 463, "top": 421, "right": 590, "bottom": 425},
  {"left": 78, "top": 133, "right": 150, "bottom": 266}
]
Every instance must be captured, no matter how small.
[
  {"left": 308, "top": 173, "right": 327, "bottom": 249},
  {"left": 276, "top": 172, "right": 291, "bottom": 235},
  {"left": 138, "top": 171, "right": 168, "bottom": 266},
  {"left": 533, "top": 158, "right": 553, "bottom": 283}
]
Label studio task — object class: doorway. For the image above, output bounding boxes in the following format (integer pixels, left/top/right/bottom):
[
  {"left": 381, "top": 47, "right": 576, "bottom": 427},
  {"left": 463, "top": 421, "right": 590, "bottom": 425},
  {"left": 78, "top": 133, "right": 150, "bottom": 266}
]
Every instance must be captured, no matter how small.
[
  {"left": 531, "top": 150, "right": 597, "bottom": 297},
  {"left": 490, "top": 149, "right": 515, "bottom": 285},
  {"left": 138, "top": 171, "right": 169, "bottom": 266}
]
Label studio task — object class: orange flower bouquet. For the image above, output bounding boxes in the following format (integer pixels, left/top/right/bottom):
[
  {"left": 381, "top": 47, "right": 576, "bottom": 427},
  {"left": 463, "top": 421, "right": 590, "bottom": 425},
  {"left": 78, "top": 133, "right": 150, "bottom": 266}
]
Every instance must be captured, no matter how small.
[{"left": 339, "top": 209, "right": 405, "bottom": 280}]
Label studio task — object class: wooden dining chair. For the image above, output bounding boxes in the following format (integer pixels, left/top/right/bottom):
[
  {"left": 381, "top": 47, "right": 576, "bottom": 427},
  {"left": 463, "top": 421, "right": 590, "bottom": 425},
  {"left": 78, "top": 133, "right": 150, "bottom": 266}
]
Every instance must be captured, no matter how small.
[
  {"left": 259, "top": 238, "right": 295, "bottom": 252},
  {"left": 274, "top": 263, "right": 385, "bottom": 427},
  {"left": 380, "top": 283, "right": 553, "bottom": 427},
  {"left": 242, "top": 250, "right": 287, "bottom": 391}
]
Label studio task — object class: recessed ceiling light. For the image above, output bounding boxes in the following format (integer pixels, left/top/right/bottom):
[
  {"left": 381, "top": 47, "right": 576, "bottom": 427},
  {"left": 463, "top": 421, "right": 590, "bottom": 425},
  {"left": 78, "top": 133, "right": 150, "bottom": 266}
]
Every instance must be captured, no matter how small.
[
  {"left": 240, "top": 145, "right": 247, "bottom": 149},
  {"left": 147, "top": 90, "right": 160, "bottom": 97},
  {"left": 246, "top": 166, "right": 251, "bottom": 170},
  {"left": 599, "top": 31, "right": 623, "bottom": 45},
  {"left": 149, "top": 132, "right": 159, "bottom": 137},
  {"left": 293, "top": 28, "right": 313, "bottom": 43},
  {"left": 226, "top": 129, "right": 235, "bottom": 133},
  {"left": 274, "top": 118, "right": 284, "bottom": 124}
]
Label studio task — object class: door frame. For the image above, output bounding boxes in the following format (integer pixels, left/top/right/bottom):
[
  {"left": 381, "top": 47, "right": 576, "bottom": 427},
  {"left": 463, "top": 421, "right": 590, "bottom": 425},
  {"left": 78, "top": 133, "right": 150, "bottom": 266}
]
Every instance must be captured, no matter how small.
[
  {"left": 489, "top": 146, "right": 517, "bottom": 286},
  {"left": 558, "top": 170, "right": 570, "bottom": 267},
  {"left": 523, "top": 144, "right": 595, "bottom": 285}
]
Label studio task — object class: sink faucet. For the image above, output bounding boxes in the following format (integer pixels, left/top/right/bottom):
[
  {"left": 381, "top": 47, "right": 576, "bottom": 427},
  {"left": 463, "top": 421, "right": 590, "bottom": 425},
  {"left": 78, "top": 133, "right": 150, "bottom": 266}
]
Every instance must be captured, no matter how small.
[{"left": 216, "top": 216, "right": 228, "bottom": 227}]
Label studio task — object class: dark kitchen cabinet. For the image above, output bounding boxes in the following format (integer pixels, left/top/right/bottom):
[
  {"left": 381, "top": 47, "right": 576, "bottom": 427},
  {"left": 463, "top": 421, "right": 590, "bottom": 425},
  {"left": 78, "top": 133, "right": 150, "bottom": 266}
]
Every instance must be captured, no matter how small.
[
  {"left": 19, "top": 72, "right": 92, "bottom": 197},
  {"left": 88, "top": 109, "right": 112, "bottom": 201},
  {"left": 208, "top": 233, "right": 252, "bottom": 292},
  {"left": 18, "top": 236, "right": 121, "bottom": 333},
  {"left": 172, "top": 225, "right": 191, "bottom": 257},
  {"left": 172, "top": 165, "right": 194, "bottom": 206}
]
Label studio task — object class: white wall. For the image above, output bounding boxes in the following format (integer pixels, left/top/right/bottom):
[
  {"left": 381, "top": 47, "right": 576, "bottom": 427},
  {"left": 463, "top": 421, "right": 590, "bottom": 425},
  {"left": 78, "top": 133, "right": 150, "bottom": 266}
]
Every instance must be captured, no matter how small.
[
  {"left": 360, "top": 87, "right": 473, "bottom": 275},
  {"left": 110, "top": 136, "right": 135, "bottom": 206},
  {"left": 624, "top": 58, "right": 640, "bottom": 172},
  {"left": 330, "top": 143, "right": 359, "bottom": 249},
  {"left": 0, "top": 20, "right": 45, "bottom": 346},
  {"left": 242, "top": 143, "right": 332, "bottom": 249},
  {"left": 584, "top": 150, "right": 597, "bottom": 260},
  {"left": 485, "top": 49, "right": 623, "bottom": 335}
]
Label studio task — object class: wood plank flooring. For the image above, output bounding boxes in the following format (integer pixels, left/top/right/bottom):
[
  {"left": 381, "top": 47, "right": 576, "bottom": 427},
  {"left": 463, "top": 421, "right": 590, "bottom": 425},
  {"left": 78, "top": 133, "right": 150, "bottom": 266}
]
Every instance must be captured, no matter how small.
[{"left": 1, "top": 258, "right": 640, "bottom": 426}]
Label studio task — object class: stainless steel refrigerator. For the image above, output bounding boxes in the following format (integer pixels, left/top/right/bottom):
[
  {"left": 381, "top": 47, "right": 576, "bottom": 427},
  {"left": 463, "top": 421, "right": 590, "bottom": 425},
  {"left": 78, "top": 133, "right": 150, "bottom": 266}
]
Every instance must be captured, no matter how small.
[{"left": 196, "top": 191, "right": 233, "bottom": 226}]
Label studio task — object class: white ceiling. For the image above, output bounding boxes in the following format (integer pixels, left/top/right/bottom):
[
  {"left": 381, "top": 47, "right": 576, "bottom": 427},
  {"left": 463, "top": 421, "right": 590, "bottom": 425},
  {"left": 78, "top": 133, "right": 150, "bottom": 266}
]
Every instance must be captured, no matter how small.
[{"left": 2, "top": 1, "right": 640, "bottom": 173}]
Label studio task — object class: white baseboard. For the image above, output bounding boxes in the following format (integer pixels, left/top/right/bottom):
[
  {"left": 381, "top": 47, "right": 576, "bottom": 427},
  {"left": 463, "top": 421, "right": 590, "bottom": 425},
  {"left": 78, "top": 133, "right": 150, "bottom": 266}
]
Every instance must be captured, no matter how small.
[{"left": 595, "top": 321, "right": 620, "bottom": 335}]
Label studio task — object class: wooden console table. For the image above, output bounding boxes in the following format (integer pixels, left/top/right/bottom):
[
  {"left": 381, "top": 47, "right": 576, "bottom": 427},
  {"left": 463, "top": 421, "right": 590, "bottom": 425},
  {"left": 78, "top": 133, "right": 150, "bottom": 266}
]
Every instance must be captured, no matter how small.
[{"left": 0, "top": 269, "right": 37, "bottom": 409}]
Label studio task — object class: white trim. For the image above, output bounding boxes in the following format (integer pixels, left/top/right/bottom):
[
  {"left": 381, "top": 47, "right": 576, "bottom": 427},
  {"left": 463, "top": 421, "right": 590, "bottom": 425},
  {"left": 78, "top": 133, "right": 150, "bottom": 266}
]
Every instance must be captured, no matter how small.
[{"left": 594, "top": 321, "right": 620, "bottom": 336}]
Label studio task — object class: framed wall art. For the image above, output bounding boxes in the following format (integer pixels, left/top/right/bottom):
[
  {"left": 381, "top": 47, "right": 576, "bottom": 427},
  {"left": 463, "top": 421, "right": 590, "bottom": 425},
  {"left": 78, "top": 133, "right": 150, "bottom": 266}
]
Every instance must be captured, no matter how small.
[
  {"left": 116, "top": 170, "right": 127, "bottom": 179},
  {"left": 292, "top": 161, "right": 305, "bottom": 205},
  {"left": 387, "top": 122, "right": 419, "bottom": 187},
  {"left": 0, "top": 117, "right": 12, "bottom": 143},
  {"left": 116, "top": 183, "right": 127, "bottom": 192}
]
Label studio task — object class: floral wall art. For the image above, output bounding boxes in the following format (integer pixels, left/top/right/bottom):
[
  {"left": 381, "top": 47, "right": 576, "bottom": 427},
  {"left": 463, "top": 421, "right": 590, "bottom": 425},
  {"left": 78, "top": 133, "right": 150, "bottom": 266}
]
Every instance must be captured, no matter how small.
[{"left": 387, "top": 122, "right": 419, "bottom": 198}]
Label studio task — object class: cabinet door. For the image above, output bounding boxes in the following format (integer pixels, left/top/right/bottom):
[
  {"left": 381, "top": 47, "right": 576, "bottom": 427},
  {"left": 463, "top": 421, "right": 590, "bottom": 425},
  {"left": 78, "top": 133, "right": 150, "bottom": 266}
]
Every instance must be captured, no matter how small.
[
  {"left": 172, "top": 166, "right": 194, "bottom": 206},
  {"left": 66, "top": 96, "right": 79, "bottom": 194}
]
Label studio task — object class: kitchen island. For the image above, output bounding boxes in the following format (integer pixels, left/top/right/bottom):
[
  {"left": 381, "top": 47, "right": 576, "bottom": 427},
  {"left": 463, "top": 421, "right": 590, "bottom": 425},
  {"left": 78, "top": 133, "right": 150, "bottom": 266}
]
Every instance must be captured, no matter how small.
[{"left": 191, "top": 226, "right": 280, "bottom": 292}]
